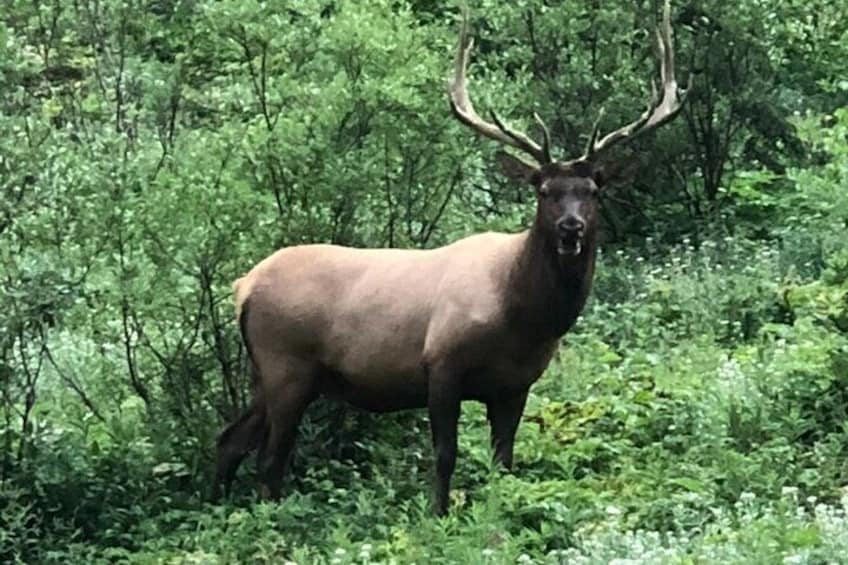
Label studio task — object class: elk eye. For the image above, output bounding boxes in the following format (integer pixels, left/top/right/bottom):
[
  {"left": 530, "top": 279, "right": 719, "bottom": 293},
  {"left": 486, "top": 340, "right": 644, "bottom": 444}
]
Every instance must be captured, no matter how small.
[{"left": 538, "top": 185, "right": 550, "bottom": 198}]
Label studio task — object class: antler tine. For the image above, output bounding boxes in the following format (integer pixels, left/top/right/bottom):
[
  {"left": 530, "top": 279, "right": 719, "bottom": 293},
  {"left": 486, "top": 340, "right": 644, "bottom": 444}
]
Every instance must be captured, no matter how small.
[
  {"left": 447, "top": 9, "right": 552, "bottom": 165},
  {"left": 533, "top": 112, "right": 552, "bottom": 164},
  {"left": 584, "top": 107, "right": 605, "bottom": 158},
  {"left": 576, "top": 0, "right": 688, "bottom": 163}
]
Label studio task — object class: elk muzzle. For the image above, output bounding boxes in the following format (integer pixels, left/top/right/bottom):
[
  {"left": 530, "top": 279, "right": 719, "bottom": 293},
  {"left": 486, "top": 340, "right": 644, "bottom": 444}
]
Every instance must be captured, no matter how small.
[{"left": 556, "top": 216, "right": 585, "bottom": 256}]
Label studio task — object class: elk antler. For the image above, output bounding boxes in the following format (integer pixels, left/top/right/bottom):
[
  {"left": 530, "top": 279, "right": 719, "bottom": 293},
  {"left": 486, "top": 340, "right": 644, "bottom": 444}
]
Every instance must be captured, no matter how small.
[
  {"left": 574, "top": 0, "right": 690, "bottom": 163},
  {"left": 447, "top": 10, "right": 552, "bottom": 165}
]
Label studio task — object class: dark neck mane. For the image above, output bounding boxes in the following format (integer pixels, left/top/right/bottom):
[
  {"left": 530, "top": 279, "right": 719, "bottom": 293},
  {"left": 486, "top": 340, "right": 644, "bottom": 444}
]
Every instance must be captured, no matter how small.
[{"left": 505, "top": 220, "right": 598, "bottom": 340}]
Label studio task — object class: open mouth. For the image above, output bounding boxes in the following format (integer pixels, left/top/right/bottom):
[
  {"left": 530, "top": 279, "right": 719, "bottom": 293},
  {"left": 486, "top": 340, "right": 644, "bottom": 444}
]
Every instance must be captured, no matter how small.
[{"left": 557, "top": 237, "right": 583, "bottom": 257}]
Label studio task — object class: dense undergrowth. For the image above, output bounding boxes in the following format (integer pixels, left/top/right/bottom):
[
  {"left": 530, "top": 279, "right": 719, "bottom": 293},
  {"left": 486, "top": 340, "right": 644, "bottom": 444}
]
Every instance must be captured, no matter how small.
[
  {"left": 5, "top": 125, "right": 848, "bottom": 561},
  {"left": 3, "top": 1, "right": 848, "bottom": 563}
]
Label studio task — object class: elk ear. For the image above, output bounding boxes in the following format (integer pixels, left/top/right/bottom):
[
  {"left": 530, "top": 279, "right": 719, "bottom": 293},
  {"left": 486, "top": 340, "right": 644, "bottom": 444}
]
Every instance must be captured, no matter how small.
[
  {"left": 496, "top": 151, "right": 541, "bottom": 186},
  {"left": 572, "top": 160, "right": 607, "bottom": 189},
  {"left": 592, "top": 165, "right": 607, "bottom": 188},
  {"left": 593, "top": 158, "right": 639, "bottom": 188}
]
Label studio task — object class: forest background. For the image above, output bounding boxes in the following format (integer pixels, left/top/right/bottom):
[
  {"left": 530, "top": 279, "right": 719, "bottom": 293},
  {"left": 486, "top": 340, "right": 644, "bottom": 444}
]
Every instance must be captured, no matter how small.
[{"left": 2, "top": 0, "right": 848, "bottom": 563}]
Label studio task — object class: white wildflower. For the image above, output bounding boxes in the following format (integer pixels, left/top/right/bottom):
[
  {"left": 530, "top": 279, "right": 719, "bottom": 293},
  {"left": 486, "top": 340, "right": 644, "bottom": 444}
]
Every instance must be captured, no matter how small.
[{"left": 781, "top": 486, "right": 799, "bottom": 498}]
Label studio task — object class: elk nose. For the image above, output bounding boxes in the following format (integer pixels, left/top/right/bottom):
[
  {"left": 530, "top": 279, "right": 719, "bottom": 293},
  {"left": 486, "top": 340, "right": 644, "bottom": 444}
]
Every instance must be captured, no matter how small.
[{"left": 557, "top": 216, "right": 585, "bottom": 235}]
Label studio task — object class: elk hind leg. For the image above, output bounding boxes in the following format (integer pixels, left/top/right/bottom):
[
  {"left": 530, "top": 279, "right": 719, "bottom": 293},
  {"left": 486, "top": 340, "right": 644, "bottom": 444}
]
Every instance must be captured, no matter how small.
[
  {"left": 255, "top": 362, "right": 317, "bottom": 500},
  {"left": 213, "top": 403, "right": 265, "bottom": 500}
]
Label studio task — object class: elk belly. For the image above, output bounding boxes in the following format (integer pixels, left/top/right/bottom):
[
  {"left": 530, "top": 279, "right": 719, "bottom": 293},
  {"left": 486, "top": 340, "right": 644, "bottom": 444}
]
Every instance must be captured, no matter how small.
[{"left": 317, "top": 293, "right": 432, "bottom": 412}]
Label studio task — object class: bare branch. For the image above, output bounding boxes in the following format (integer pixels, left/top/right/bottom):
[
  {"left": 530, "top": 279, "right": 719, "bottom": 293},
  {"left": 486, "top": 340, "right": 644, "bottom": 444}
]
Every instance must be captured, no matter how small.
[{"left": 43, "top": 341, "right": 107, "bottom": 425}]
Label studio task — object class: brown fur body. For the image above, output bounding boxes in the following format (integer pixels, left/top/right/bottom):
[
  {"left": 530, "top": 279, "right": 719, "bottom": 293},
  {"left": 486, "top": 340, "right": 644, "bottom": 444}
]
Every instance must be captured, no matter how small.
[{"left": 238, "top": 228, "right": 594, "bottom": 410}]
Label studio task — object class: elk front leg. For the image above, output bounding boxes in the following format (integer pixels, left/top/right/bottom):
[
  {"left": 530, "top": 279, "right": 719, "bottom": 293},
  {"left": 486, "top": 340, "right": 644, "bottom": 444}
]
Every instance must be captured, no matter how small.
[
  {"left": 486, "top": 390, "right": 528, "bottom": 470},
  {"left": 427, "top": 365, "right": 461, "bottom": 516}
]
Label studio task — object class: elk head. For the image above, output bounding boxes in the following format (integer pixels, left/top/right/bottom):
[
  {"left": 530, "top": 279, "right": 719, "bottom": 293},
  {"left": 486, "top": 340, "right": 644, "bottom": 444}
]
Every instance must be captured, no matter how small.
[{"left": 448, "top": 0, "right": 689, "bottom": 259}]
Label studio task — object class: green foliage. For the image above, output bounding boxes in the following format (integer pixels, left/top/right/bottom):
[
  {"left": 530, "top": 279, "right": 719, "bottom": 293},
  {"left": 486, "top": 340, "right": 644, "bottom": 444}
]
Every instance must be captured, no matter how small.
[{"left": 1, "top": 0, "right": 848, "bottom": 563}]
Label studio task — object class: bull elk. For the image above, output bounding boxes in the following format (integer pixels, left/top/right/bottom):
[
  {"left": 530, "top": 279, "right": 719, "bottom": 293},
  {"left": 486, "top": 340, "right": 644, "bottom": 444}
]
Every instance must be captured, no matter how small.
[{"left": 214, "top": 0, "right": 688, "bottom": 514}]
